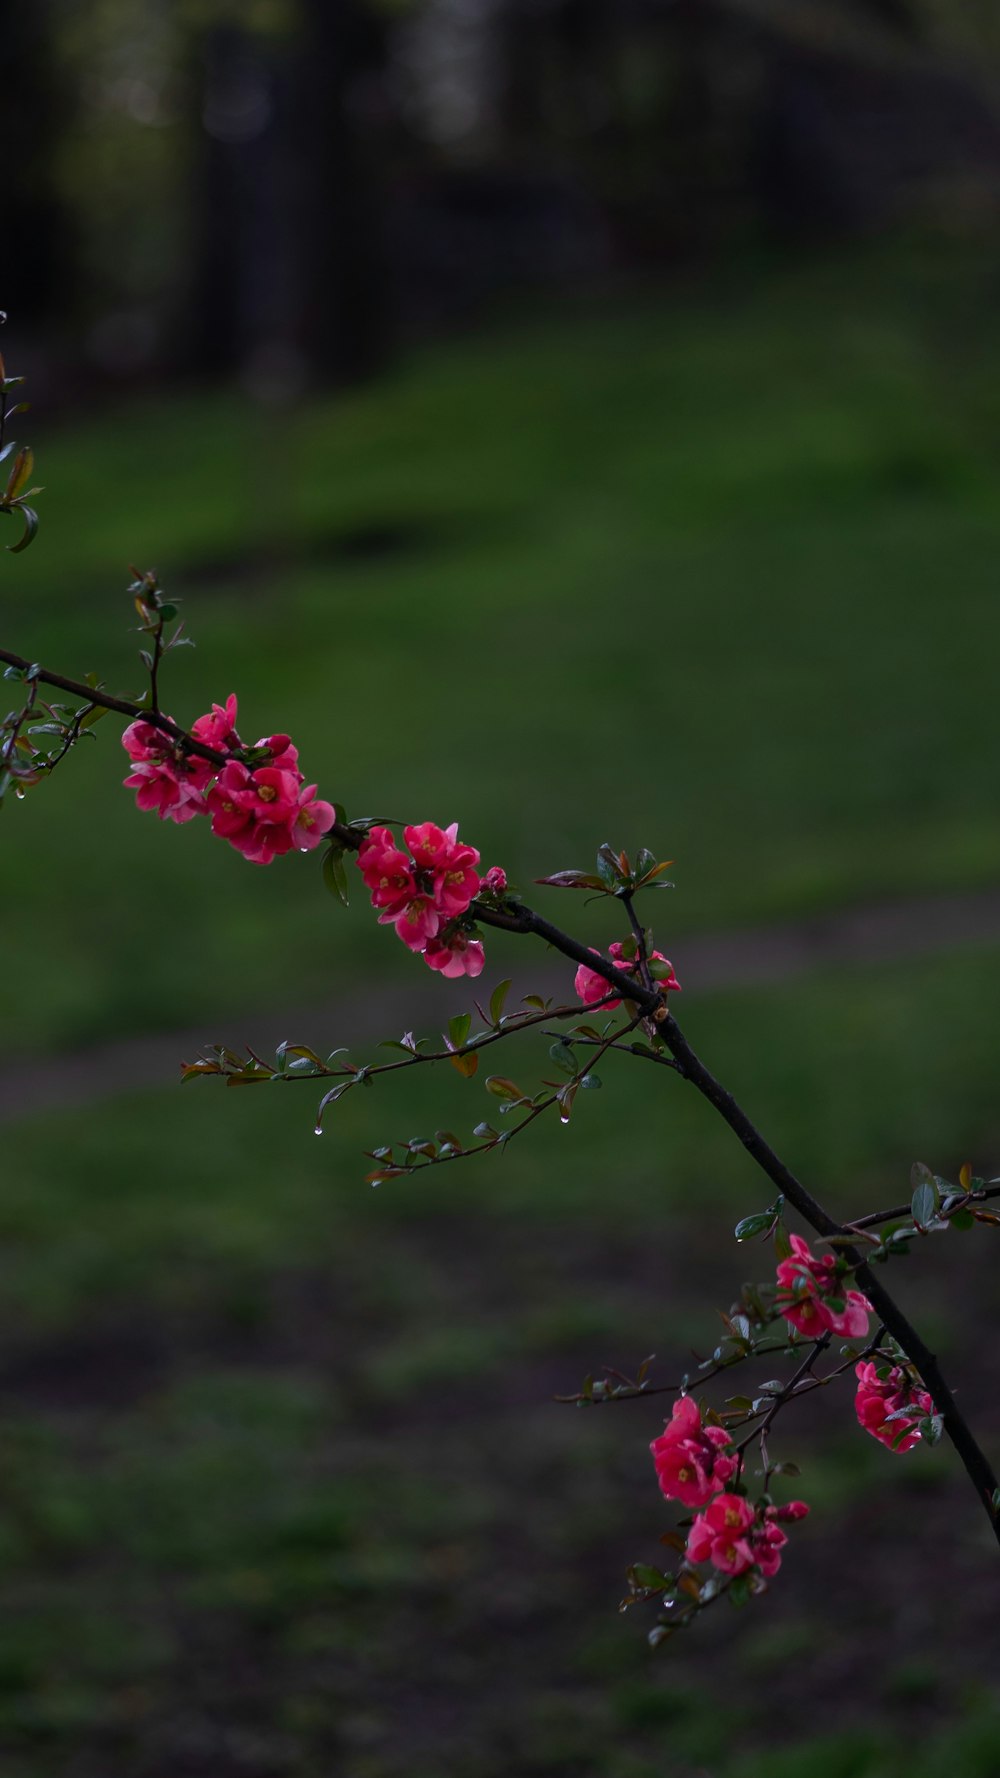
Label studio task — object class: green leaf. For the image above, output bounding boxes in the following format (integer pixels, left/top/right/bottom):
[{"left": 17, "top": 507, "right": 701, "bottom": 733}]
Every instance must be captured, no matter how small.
[
  {"left": 734, "top": 1211, "right": 774, "bottom": 1243},
  {"left": 557, "top": 1080, "right": 579, "bottom": 1124},
  {"left": 596, "top": 845, "right": 622, "bottom": 890},
  {"left": 627, "top": 1564, "right": 671, "bottom": 1592},
  {"left": 78, "top": 703, "right": 111, "bottom": 730},
  {"left": 450, "top": 1051, "right": 478, "bottom": 1079},
  {"left": 485, "top": 1075, "right": 524, "bottom": 1101},
  {"left": 548, "top": 1041, "right": 576, "bottom": 1074},
  {"left": 534, "top": 869, "right": 606, "bottom": 891},
  {"left": 315, "top": 1079, "right": 354, "bottom": 1123},
  {"left": 910, "top": 1174, "right": 939, "bottom": 1230},
  {"left": 579, "top": 1072, "right": 602, "bottom": 1089},
  {"left": 772, "top": 1221, "right": 793, "bottom": 1261},
  {"left": 322, "top": 845, "right": 350, "bottom": 907},
  {"left": 910, "top": 1161, "right": 939, "bottom": 1202},
  {"left": 6, "top": 504, "right": 38, "bottom": 552},
  {"left": 448, "top": 1012, "right": 472, "bottom": 1050},
  {"left": 4, "top": 444, "right": 32, "bottom": 501},
  {"left": 489, "top": 978, "right": 512, "bottom": 1025},
  {"left": 949, "top": 1207, "right": 975, "bottom": 1231}
]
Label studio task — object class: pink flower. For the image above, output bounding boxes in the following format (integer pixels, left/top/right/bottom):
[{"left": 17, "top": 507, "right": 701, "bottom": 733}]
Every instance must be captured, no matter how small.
[
  {"left": 769, "top": 1499, "right": 810, "bottom": 1522},
  {"left": 686, "top": 1494, "right": 756, "bottom": 1575},
  {"left": 482, "top": 865, "right": 507, "bottom": 894},
  {"left": 394, "top": 896, "right": 441, "bottom": 950},
  {"left": 241, "top": 819, "right": 296, "bottom": 866},
  {"left": 358, "top": 827, "right": 417, "bottom": 917},
  {"left": 650, "top": 1397, "right": 737, "bottom": 1509},
  {"left": 206, "top": 761, "right": 255, "bottom": 841},
  {"left": 685, "top": 1497, "right": 808, "bottom": 1580},
  {"left": 123, "top": 760, "right": 207, "bottom": 823},
  {"left": 122, "top": 700, "right": 333, "bottom": 868},
  {"left": 191, "top": 693, "right": 240, "bottom": 752},
  {"left": 575, "top": 950, "right": 616, "bottom": 1008},
  {"left": 775, "top": 1234, "right": 872, "bottom": 1339},
  {"left": 122, "top": 715, "right": 214, "bottom": 798},
  {"left": 854, "top": 1361, "right": 933, "bottom": 1453},
  {"left": 122, "top": 717, "right": 167, "bottom": 762},
  {"left": 575, "top": 940, "right": 681, "bottom": 1009},
  {"left": 424, "top": 929, "right": 486, "bottom": 978},
  {"left": 404, "top": 820, "right": 471, "bottom": 871},
  {"left": 243, "top": 766, "right": 299, "bottom": 823},
  {"left": 404, "top": 820, "right": 481, "bottom": 919},
  {"left": 750, "top": 1518, "right": 788, "bottom": 1578},
  {"left": 357, "top": 820, "right": 486, "bottom": 974},
  {"left": 292, "top": 785, "right": 335, "bottom": 852},
  {"left": 255, "top": 732, "right": 299, "bottom": 775}
]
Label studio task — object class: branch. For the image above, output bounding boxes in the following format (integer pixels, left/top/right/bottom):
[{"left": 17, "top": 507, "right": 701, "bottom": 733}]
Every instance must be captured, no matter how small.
[
  {"left": 477, "top": 902, "right": 1000, "bottom": 1539},
  {"left": 0, "top": 647, "right": 230, "bottom": 770},
  {"left": 3, "top": 644, "right": 995, "bottom": 1537},
  {"left": 850, "top": 1183, "right": 1000, "bottom": 1229}
]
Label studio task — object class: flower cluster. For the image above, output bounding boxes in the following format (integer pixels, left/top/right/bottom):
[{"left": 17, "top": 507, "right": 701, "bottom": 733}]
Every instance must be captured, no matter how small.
[
  {"left": 122, "top": 694, "right": 334, "bottom": 864},
  {"left": 357, "top": 821, "right": 496, "bottom": 978},
  {"left": 575, "top": 940, "right": 681, "bottom": 1008},
  {"left": 854, "top": 1359, "right": 934, "bottom": 1453},
  {"left": 686, "top": 1493, "right": 810, "bottom": 1579},
  {"left": 650, "top": 1395, "right": 737, "bottom": 1508},
  {"left": 775, "top": 1233, "right": 872, "bottom": 1338},
  {"left": 651, "top": 1397, "right": 809, "bottom": 1583}
]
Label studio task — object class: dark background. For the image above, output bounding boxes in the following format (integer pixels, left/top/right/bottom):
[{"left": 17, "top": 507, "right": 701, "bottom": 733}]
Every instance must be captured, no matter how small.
[{"left": 2, "top": 3, "right": 1000, "bottom": 1775}]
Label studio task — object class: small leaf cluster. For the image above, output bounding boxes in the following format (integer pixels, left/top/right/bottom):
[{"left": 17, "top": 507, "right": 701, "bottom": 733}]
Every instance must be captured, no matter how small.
[
  {"left": 0, "top": 347, "right": 41, "bottom": 554},
  {"left": 182, "top": 981, "right": 623, "bottom": 1183},
  {"left": 867, "top": 1160, "right": 1000, "bottom": 1263},
  {"left": 0, "top": 667, "right": 112, "bottom": 807},
  {"left": 537, "top": 841, "right": 673, "bottom": 898}
]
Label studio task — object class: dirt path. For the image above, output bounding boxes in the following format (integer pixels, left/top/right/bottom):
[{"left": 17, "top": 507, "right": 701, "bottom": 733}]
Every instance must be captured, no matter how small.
[{"left": 3, "top": 885, "right": 999, "bottom": 1124}]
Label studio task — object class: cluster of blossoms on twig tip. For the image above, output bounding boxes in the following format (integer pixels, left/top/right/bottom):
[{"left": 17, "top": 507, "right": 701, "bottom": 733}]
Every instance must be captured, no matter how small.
[
  {"left": 854, "top": 1359, "right": 934, "bottom": 1453},
  {"left": 775, "top": 1233, "right": 872, "bottom": 1338},
  {"left": 122, "top": 693, "right": 335, "bottom": 864},
  {"left": 357, "top": 821, "right": 505, "bottom": 978},
  {"left": 651, "top": 1396, "right": 809, "bottom": 1583},
  {"left": 575, "top": 939, "right": 681, "bottom": 1008},
  {"left": 687, "top": 1492, "right": 809, "bottom": 1578}
]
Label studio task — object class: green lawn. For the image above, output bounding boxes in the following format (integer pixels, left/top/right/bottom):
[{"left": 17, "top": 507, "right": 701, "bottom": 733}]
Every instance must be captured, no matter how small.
[
  {"left": 2, "top": 246, "right": 1000, "bottom": 1775},
  {"left": 4, "top": 245, "right": 1000, "bottom": 1048},
  {"left": 0, "top": 948, "right": 998, "bottom": 1774}
]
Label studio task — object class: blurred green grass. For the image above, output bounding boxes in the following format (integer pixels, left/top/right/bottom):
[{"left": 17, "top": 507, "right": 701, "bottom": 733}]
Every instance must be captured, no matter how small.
[
  {"left": 4, "top": 246, "right": 1000, "bottom": 1048},
  {"left": 3, "top": 249, "right": 1000, "bottom": 1774},
  {"left": 0, "top": 950, "right": 999, "bottom": 1773}
]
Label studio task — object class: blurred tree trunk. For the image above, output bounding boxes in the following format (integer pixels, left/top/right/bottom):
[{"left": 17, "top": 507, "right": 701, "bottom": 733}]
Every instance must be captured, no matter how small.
[
  {"left": 187, "top": 23, "right": 291, "bottom": 379},
  {"left": 0, "top": 0, "right": 69, "bottom": 331},
  {"left": 292, "top": 0, "right": 392, "bottom": 387}
]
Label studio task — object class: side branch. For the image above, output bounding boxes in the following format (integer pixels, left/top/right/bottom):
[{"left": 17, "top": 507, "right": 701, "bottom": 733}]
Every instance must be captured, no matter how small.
[{"left": 479, "top": 900, "right": 1000, "bottom": 1539}]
